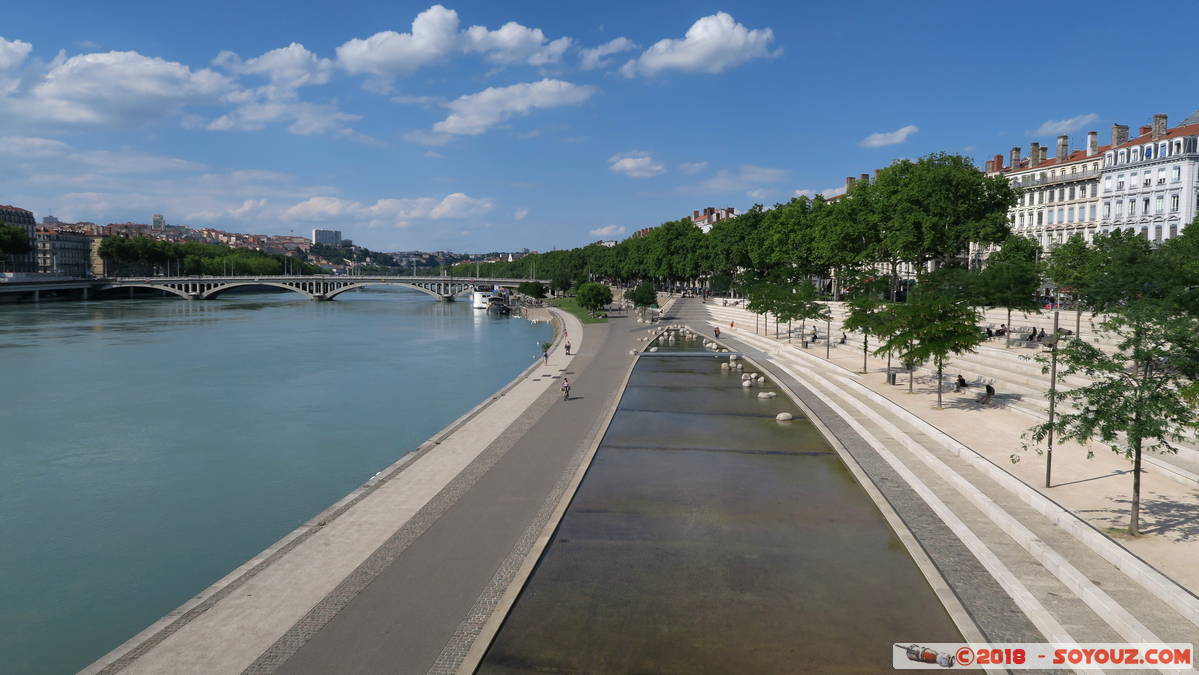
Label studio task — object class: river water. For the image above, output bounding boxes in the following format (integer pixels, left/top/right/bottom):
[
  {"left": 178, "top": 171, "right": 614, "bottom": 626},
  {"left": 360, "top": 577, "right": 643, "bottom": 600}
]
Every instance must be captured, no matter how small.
[{"left": 0, "top": 287, "right": 551, "bottom": 674}]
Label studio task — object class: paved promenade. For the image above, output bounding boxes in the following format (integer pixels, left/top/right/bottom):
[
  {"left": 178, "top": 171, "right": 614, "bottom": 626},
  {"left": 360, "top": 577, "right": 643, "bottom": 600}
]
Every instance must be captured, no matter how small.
[{"left": 85, "top": 306, "right": 646, "bottom": 675}]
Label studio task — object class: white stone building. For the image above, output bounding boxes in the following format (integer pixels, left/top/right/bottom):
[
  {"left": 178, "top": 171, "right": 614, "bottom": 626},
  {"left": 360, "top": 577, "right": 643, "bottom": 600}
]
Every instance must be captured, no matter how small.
[
  {"left": 1098, "top": 111, "right": 1199, "bottom": 243},
  {"left": 985, "top": 131, "right": 1105, "bottom": 250}
]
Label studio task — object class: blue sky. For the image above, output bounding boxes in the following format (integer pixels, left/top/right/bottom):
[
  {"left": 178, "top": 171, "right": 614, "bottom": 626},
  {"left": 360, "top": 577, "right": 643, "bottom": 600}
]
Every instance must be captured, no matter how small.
[{"left": 3, "top": 1, "right": 1199, "bottom": 252}]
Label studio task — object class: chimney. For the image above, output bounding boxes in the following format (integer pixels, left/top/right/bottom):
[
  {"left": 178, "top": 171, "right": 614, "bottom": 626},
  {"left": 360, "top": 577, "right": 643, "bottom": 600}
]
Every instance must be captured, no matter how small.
[
  {"left": 985, "top": 159, "right": 994, "bottom": 172},
  {"left": 1112, "top": 123, "right": 1129, "bottom": 147},
  {"left": 993, "top": 154, "right": 1004, "bottom": 171},
  {"left": 1086, "top": 131, "right": 1098, "bottom": 156},
  {"left": 859, "top": 173, "right": 869, "bottom": 185},
  {"left": 874, "top": 169, "right": 882, "bottom": 180},
  {"left": 1152, "top": 113, "right": 1168, "bottom": 140},
  {"left": 1139, "top": 125, "right": 1152, "bottom": 137},
  {"left": 1056, "top": 135, "right": 1068, "bottom": 161},
  {"left": 1040, "top": 146, "right": 1048, "bottom": 162},
  {"left": 846, "top": 176, "right": 856, "bottom": 190},
  {"left": 693, "top": 210, "right": 700, "bottom": 219},
  {"left": 1010, "top": 146, "right": 1021, "bottom": 168},
  {"left": 1029, "top": 142, "right": 1040, "bottom": 166}
]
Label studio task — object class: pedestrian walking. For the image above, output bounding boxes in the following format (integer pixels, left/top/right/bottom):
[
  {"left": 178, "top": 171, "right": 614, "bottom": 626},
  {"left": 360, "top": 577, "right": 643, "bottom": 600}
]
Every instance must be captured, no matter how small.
[
  {"left": 565, "top": 341, "right": 571, "bottom": 355},
  {"left": 542, "top": 348, "right": 549, "bottom": 365},
  {"left": 714, "top": 326, "right": 721, "bottom": 338}
]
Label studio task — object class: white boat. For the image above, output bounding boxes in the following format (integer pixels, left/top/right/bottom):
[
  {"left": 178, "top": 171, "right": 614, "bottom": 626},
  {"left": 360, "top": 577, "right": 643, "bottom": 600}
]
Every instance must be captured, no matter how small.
[{"left": 472, "top": 290, "right": 497, "bottom": 309}]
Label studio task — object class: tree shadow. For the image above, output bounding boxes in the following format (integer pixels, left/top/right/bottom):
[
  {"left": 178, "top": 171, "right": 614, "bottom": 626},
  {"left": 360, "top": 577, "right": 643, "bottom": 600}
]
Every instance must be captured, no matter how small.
[{"left": 1078, "top": 492, "right": 1199, "bottom": 542}]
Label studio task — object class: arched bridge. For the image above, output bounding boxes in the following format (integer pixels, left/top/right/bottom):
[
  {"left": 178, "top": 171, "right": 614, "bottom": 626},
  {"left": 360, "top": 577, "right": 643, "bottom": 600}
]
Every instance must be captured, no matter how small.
[{"left": 96, "top": 275, "right": 544, "bottom": 301}]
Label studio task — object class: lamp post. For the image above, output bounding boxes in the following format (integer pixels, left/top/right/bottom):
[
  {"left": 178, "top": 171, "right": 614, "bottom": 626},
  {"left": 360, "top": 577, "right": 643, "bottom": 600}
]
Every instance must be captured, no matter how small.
[
  {"left": 826, "top": 314, "right": 831, "bottom": 360},
  {"left": 1045, "top": 288, "right": 1060, "bottom": 488}
]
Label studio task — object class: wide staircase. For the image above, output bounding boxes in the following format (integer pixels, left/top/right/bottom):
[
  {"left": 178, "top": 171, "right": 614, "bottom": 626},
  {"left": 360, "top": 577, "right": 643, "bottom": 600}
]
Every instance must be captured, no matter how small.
[
  {"left": 673, "top": 297, "right": 1199, "bottom": 657},
  {"left": 698, "top": 298, "right": 1199, "bottom": 485}
]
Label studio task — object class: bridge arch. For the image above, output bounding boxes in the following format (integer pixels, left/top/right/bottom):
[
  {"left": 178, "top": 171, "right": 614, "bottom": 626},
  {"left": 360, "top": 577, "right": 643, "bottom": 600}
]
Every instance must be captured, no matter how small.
[
  {"left": 95, "top": 283, "right": 194, "bottom": 300},
  {"left": 200, "top": 282, "right": 317, "bottom": 300},
  {"left": 323, "top": 281, "right": 472, "bottom": 299}
]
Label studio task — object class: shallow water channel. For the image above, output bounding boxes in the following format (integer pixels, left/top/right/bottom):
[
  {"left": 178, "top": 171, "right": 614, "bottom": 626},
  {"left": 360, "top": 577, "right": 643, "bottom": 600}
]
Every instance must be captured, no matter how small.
[{"left": 478, "top": 330, "right": 961, "bottom": 673}]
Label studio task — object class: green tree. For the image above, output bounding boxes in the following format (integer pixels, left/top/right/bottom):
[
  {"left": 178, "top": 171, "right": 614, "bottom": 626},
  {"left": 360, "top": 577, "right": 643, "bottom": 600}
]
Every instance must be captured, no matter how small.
[
  {"left": 1043, "top": 234, "right": 1095, "bottom": 338},
  {"left": 575, "top": 282, "right": 613, "bottom": 313},
  {"left": 628, "top": 281, "right": 657, "bottom": 308},
  {"left": 550, "top": 269, "right": 574, "bottom": 296},
  {"left": 1028, "top": 304, "right": 1199, "bottom": 535},
  {"left": 979, "top": 235, "right": 1042, "bottom": 347},
  {"left": 876, "top": 270, "right": 986, "bottom": 408},
  {"left": 842, "top": 275, "right": 890, "bottom": 372},
  {"left": 517, "top": 281, "right": 546, "bottom": 299}
]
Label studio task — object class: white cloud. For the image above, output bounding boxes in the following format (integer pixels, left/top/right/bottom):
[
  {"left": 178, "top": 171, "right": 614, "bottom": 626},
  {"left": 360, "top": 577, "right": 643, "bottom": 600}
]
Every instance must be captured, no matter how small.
[
  {"left": 679, "top": 161, "right": 708, "bottom": 174},
  {"left": 681, "top": 164, "right": 788, "bottom": 192},
  {"left": 589, "top": 224, "right": 626, "bottom": 237},
  {"left": 859, "top": 124, "right": 918, "bottom": 148},
  {"left": 620, "top": 12, "right": 779, "bottom": 77},
  {"left": 513, "top": 207, "right": 529, "bottom": 220},
  {"left": 206, "top": 101, "right": 364, "bottom": 137},
  {"left": 462, "top": 22, "right": 570, "bottom": 66},
  {"left": 608, "top": 150, "right": 665, "bottom": 178},
  {"left": 336, "top": 5, "right": 571, "bottom": 89},
  {"left": 1032, "top": 113, "right": 1099, "bottom": 137},
  {"left": 0, "top": 135, "right": 203, "bottom": 173},
  {"left": 429, "top": 78, "right": 595, "bottom": 137},
  {"left": 214, "top": 43, "right": 333, "bottom": 94},
  {"left": 794, "top": 187, "right": 843, "bottom": 199},
  {"left": 0, "top": 36, "right": 32, "bottom": 70},
  {"left": 747, "top": 188, "right": 770, "bottom": 200},
  {"left": 424, "top": 150, "right": 446, "bottom": 159},
  {"left": 336, "top": 4, "right": 461, "bottom": 86},
  {"left": 580, "top": 37, "right": 636, "bottom": 70},
  {"left": 283, "top": 192, "right": 493, "bottom": 227},
  {"left": 10, "top": 50, "right": 232, "bottom": 127}
]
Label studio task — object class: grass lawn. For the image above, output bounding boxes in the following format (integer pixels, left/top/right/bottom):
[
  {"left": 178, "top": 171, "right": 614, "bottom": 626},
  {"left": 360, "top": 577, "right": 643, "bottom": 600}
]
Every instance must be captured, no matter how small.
[{"left": 549, "top": 296, "right": 607, "bottom": 324}]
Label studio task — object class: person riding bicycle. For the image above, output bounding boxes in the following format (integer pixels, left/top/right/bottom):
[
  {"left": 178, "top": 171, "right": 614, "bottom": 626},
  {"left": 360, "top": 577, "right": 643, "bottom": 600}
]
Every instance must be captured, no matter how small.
[{"left": 561, "top": 378, "right": 570, "bottom": 400}]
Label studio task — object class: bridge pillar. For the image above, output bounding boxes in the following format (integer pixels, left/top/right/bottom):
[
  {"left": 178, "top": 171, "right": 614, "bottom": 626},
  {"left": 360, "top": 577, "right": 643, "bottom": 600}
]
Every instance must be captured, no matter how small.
[{"left": 32, "top": 290, "right": 40, "bottom": 302}]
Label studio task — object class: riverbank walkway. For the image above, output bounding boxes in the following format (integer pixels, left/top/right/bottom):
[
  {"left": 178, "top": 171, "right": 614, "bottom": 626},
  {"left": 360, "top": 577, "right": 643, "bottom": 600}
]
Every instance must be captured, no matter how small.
[
  {"left": 85, "top": 306, "right": 646, "bottom": 675},
  {"left": 675, "top": 297, "right": 1199, "bottom": 655}
]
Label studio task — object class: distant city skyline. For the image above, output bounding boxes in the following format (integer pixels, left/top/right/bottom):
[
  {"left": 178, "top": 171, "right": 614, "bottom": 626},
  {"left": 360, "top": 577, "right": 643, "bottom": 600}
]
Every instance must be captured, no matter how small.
[{"left": 3, "top": 0, "right": 1199, "bottom": 251}]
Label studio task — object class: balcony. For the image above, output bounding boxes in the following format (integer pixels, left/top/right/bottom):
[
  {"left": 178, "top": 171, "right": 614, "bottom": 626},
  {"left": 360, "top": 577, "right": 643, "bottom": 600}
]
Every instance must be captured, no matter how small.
[{"left": 1014, "top": 167, "right": 1100, "bottom": 188}]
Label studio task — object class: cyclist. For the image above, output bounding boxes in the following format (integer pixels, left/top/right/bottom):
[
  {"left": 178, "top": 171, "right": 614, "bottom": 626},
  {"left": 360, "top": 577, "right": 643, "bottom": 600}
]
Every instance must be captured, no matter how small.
[{"left": 561, "top": 378, "right": 570, "bottom": 401}]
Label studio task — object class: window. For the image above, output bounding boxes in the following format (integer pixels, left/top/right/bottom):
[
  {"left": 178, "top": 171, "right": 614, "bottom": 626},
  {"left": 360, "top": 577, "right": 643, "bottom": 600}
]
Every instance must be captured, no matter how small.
[
  {"left": 1048, "top": 190, "right": 1055, "bottom": 203},
  {"left": 1059, "top": 188, "right": 1066, "bottom": 201},
  {"left": 1160, "top": 143, "right": 1167, "bottom": 158},
  {"left": 1118, "top": 150, "right": 1127, "bottom": 163},
  {"left": 1037, "top": 211, "right": 1044, "bottom": 225},
  {"left": 1018, "top": 213, "right": 1025, "bottom": 226},
  {"left": 1144, "top": 146, "right": 1153, "bottom": 160},
  {"left": 1156, "top": 195, "right": 1164, "bottom": 214},
  {"left": 1090, "top": 183, "right": 1097, "bottom": 197},
  {"left": 1068, "top": 186, "right": 1076, "bottom": 200},
  {"left": 1090, "top": 205, "right": 1096, "bottom": 221},
  {"left": 1170, "top": 224, "right": 1178, "bottom": 239},
  {"left": 1173, "top": 166, "right": 1181, "bottom": 182},
  {"left": 1172, "top": 194, "right": 1180, "bottom": 211},
  {"left": 1037, "top": 191, "right": 1044, "bottom": 205},
  {"left": 1058, "top": 207, "right": 1064, "bottom": 223},
  {"left": 1143, "top": 171, "right": 1152, "bottom": 187},
  {"left": 1104, "top": 175, "right": 1112, "bottom": 192},
  {"left": 1127, "top": 199, "right": 1135, "bottom": 217},
  {"left": 1117, "top": 175, "right": 1125, "bottom": 190},
  {"left": 1155, "top": 225, "right": 1162, "bottom": 242},
  {"left": 1048, "top": 209, "right": 1055, "bottom": 225},
  {"left": 1068, "top": 207, "right": 1075, "bottom": 222},
  {"left": 1104, "top": 201, "right": 1111, "bottom": 218}
]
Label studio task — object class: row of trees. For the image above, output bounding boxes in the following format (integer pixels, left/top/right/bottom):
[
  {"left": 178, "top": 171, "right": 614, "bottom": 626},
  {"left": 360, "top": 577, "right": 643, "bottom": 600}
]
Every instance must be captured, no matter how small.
[
  {"left": 0, "top": 222, "right": 33, "bottom": 271},
  {"left": 452, "top": 153, "right": 1018, "bottom": 298},
  {"left": 99, "top": 237, "right": 324, "bottom": 276},
  {"left": 453, "top": 150, "right": 1199, "bottom": 537}
]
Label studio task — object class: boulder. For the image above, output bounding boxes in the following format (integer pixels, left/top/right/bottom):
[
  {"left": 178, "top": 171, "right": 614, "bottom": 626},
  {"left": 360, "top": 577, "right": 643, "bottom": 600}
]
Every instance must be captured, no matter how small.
[
  {"left": 776, "top": 412, "right": 793, "bottom": 422},
  {"left": 741, "top": 380, "right": 754, "bottom": 388},
  {"left": 757, "top": 392, "right": 776, "bottom": 399}
]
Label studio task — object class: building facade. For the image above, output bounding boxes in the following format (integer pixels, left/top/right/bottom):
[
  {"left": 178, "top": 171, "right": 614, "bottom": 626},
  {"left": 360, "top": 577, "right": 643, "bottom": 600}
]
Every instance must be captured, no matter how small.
[
  {"left": 312, "top": 228, "right": 342, "bottom": 246},
  {"left": 35, "top": 229, "right": 91, "bottom": 277},
  {"left": 0, "top": 204, "right": 38, "bottom": 272},
  {"left": 689, "top": 207, "right": 735, "bottom": 233},
  {"left": 985, "top": 132, "right": 1105, "bottom": 250},
  {"left": 1098, "top": 112, "right": 1199, "bottom": 243}
]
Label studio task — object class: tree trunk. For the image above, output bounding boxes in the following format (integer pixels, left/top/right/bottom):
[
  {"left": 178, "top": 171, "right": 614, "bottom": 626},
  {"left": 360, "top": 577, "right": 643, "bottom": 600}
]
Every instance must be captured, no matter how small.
[
  {"left": 862, "top": 335, "right": 868, "bottom": 373},
  {"left": 1076, "top": 304, "right": 1082, "bottom": 342},
  {"left": 1006, "top": 307, "right": 1012, "bottom": 348},
  {"left": 1131, "top": 435, "right": 1142, "bottom": 536},
  {"left": 936, "top": 359, "right": 943, "bottom": 409},
  {"left": 909, "top": 366, "right": 914, "bottom": 393}
]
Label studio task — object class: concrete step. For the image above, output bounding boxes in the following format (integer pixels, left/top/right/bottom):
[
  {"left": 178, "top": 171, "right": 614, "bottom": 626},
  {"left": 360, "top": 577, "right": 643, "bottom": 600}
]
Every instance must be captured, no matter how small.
[{"left": 701, "top": 303, "right": 1199, "bottom": 482}]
